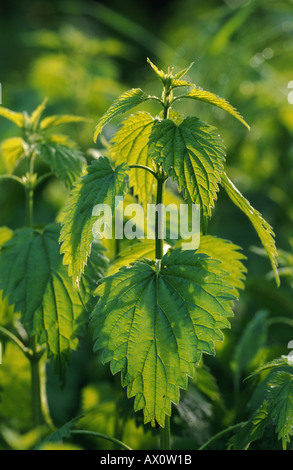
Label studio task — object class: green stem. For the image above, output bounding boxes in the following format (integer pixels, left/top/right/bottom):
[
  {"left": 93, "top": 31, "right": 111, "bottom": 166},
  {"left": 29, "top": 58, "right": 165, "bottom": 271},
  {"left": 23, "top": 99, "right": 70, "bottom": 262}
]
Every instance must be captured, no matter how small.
[
  {"left": 39, "top": 356, "right": 54, "bottom": 430},
  {"left": 0, "top": 174, "right": 25, "bottom": 186},
  {"left": 155, "top": 174, "right": 165, "bottom": 260},
  {"left": 24, "top": 153, "right": 49, "bottom": 428},
  {"left": 154, "top": 170, "right": 171, "bottom": 449},
  {"left": 0, "top": 325, "right": 32, "bottom": 358},
  {"left": 25, "top": 187, "right": 34, "bottom": 228},
  {"left": 160, "top": 416, "right": 171, "bottom": 450},
  {"left": 70, "top": 430, "right": 132, "bottom": 450},
  {"left": 129, "top": 164, "right": 158, "bottom": 179},
  {"left": 34, "top": 171, "right": 54, "bottom": 189},
  {"left": 198, "top": 422, "right": 247, "bottom": 450},
  {"left": 30, "top": 336, "right": 44, "bottom": 427}
]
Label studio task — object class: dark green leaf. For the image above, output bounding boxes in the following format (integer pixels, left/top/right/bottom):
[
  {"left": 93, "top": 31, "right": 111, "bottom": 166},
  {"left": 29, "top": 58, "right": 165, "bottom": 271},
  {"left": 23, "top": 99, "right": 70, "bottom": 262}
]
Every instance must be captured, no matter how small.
[{"left": 0, "top": 223, "right": 88, "bottom": 374}]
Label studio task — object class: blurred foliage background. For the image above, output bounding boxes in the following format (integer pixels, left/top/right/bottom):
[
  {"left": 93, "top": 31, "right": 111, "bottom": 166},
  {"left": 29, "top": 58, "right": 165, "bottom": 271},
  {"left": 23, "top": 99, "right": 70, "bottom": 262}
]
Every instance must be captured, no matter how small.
[{"left": 0, "top": 0, "right": 293, "bottom": 450}]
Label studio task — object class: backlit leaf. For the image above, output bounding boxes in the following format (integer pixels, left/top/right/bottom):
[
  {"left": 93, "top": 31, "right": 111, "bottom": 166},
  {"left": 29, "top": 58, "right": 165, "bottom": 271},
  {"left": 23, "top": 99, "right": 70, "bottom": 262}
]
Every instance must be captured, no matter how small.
[
  {"left": 59, "top": 156, "right": 129, "bottom": 286},
  {"left": 0, "top": 107, "right": 25, "bottom": 127},
  {"left": 91, "top": 248, "right": 236, "bottom": 427},
  {"left": 149, "top": 117, "right": 226, "bottom": 217},
  {"left": 38, "top": 140, "right": 86, "bottom": 187},
  {"left": 30, "top": 97, "right": 48, "bottom": 129},
  {"left": 94, "top": 88, "right": 150, "bottom": 142},
  {"left": 197, "top": 235, "right": 247, "bottom": 296},
  {"left": 221, "top": 172, "right": 279, "bottom": 286},
  {"left": 40, "top": 114, "right": 89, "bottom": 130},
  {"left": 1, "top": 137, "right": 27, "bottom": 173},
  {"left": 111, "top": 112, "right": 156, "bottom": 208},
  {"left": 177, "top": 87, "right": 250, "bottom": 130}
]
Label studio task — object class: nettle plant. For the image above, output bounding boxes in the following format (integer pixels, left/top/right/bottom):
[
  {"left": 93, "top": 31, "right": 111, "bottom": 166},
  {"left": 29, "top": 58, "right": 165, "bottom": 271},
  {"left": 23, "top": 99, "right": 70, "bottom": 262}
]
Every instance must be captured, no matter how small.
[
  {"left": 0, "top": 60, "right": 280, "bottom": 449},
  {"left": 59, "top": 60, "right": 279, "bottom": 447}
]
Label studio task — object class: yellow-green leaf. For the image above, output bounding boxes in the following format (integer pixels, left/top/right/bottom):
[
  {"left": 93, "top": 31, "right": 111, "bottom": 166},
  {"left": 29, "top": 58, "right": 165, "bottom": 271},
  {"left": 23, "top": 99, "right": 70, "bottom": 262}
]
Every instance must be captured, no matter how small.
[
  {"left": 177, "top": 87, "right": 250, "bottom": 130},
  {"left": 91, "top": 249, "right": 236, "bottom": 427},
  {"left": 0, "top": 107, "right": 25, "bottom": 127},
  {"left": 221, "top": 172, "right": 279, "bottom": 286}
]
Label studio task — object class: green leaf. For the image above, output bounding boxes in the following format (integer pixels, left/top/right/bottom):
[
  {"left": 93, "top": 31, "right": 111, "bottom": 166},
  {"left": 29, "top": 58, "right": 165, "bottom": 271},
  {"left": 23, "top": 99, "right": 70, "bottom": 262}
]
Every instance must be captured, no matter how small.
[
  {"left": 149, "top": 117, "right": 226, "bottom": 217},
  {"left": 245, "top": 355, "right": 293, "bottom": 381},
  {"left": 36, "top": 417, "right": 80, "bottom": 448},
  {"left": 221, "top": 172, "right": 279, "bottom": 286},
  {"left": 267, "top": 371, "right": 293, "bottom": 449},
  {"left": 107, "top": 239, "right": 156, "bottom": 275},
  {"left": 91, "top": 248, "right": 236, "bottom": 427},
  {"left": 0, "top": 226, "right": 14, "bottom": 246},
  {"left": 37, "top": 140, "right": 86, "bottom": 188},
  {"left": 0, "top": 223, "right": 87, "bottom": 375},
  {"left": 79, "top": 240, "right": 109, "bottom": 311},
  {"left": 59, "top": 156, "right": 129, "bottom": 287},
  {"left": 147, "top": 58, "right": 166, "bottom": 81},
  {"left": 93, "top": 89, "right": 151, "bottom": 142},
  {"left": 176, "top": 87, "right": 250, "bottom": 130},
  {"left": 232, "top": 310, "right": 268, "bottom": 379},
  {"left": 228, "top": 401, "right": 271, "bottom": 450},
  {"left": 40, "top": 114, "right": 89, "bottom": 130},
  {"left": 30, "top": 97, "right": 48, "bottom": 130},
  {"left": 111, "top": 112, "right": 156, "bottom": 208},
  {"left": 196, "top": 235, "right": 247, "bottom": 296},
  {"left": 1, "top": 137, "right": 27, "bottom": 173},
  {"left": 0, "top": 107, "right": 25, "bottom": 127},
  {"left": 173, "top": 62, "right": 194, "bottom": 80},
  {"left": 147, "top": 58, "right": 194, "bottom": 88}
]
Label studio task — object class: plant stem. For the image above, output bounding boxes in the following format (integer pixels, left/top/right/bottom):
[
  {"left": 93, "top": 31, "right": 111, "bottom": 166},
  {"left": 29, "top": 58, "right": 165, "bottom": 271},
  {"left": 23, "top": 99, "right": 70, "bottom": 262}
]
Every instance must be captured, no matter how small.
[
  {"left": 0, "top": 174, "right": 25, "bottom": 186},
  {"left": 24, "top": 153, "right": 48, "bottom": 428},
  {"left": 154, "top": 170, "right": 171, "bottom": 450},
  {"left": 25, "top": 187, "right": 34, "bottom": 228},
  {"left": 129, "top": 164, "right": 158, "bottom": 179},
  {"left": 160, "top": 415, "right": 171, "bottom": 450},
  {"left": 30, "top": 336, "right": 44, "bottom": 427},
  {"left": 198, "top": 422, "right": 247, "bottom": 450},
  {"left": 155, "top": 173, "right": 165, "bottom": 260},
  {"left": 71, "top": 430, "right": 132, "bottom": 450},
  {"left": 0, "top": 325, "right": 32, "bottom": 357}
]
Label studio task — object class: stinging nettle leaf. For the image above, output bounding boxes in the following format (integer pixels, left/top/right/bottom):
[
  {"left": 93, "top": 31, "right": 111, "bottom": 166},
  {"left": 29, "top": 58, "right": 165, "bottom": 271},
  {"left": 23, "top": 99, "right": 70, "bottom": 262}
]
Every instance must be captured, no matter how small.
[
  {"left": 267, "top": 371, "right": 293, "bottom": 450},
  {"left": 221, "top": 172, "right": 279, "bottom": 286},
  {"left": 93, "top": 88, "right": 151, "bottom": 142},
  {"left": 59, "top": 156, "right": 129, "bottom": 287},
  {"left": 196, "top": 235, "right": 247, "bottom": 297},
  {"left": 90, "top": 248, "right": 236, "bottom": 427},
  {"left": 107, "top": 239, "right": 156, "bottom": 276},
  {"left": 1, "top": 137, "right": 27, "bottom": 173},
  {"left": 0, "top": 106, "right": 25, "bottom": 127},
  {"left": 0, "top": 223, "right": 87, "bottom": 375},
  {"left": 40, "top": 114, "right": 89, "bottom": 130},
  {"left": 110, "top": 112, "right": 156, "bottom": 208},
  {"left": 175, "top": 87, "right": 250, "bottom": 130},
  {"left": 30, "top": 97, "right": 48, "bottom": 129},
  {"left": 37, "top": 140, "right": 86, "bottom": 188},
  {"left": 149, "top": 117, "right": 226, "bottom": 217}
]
